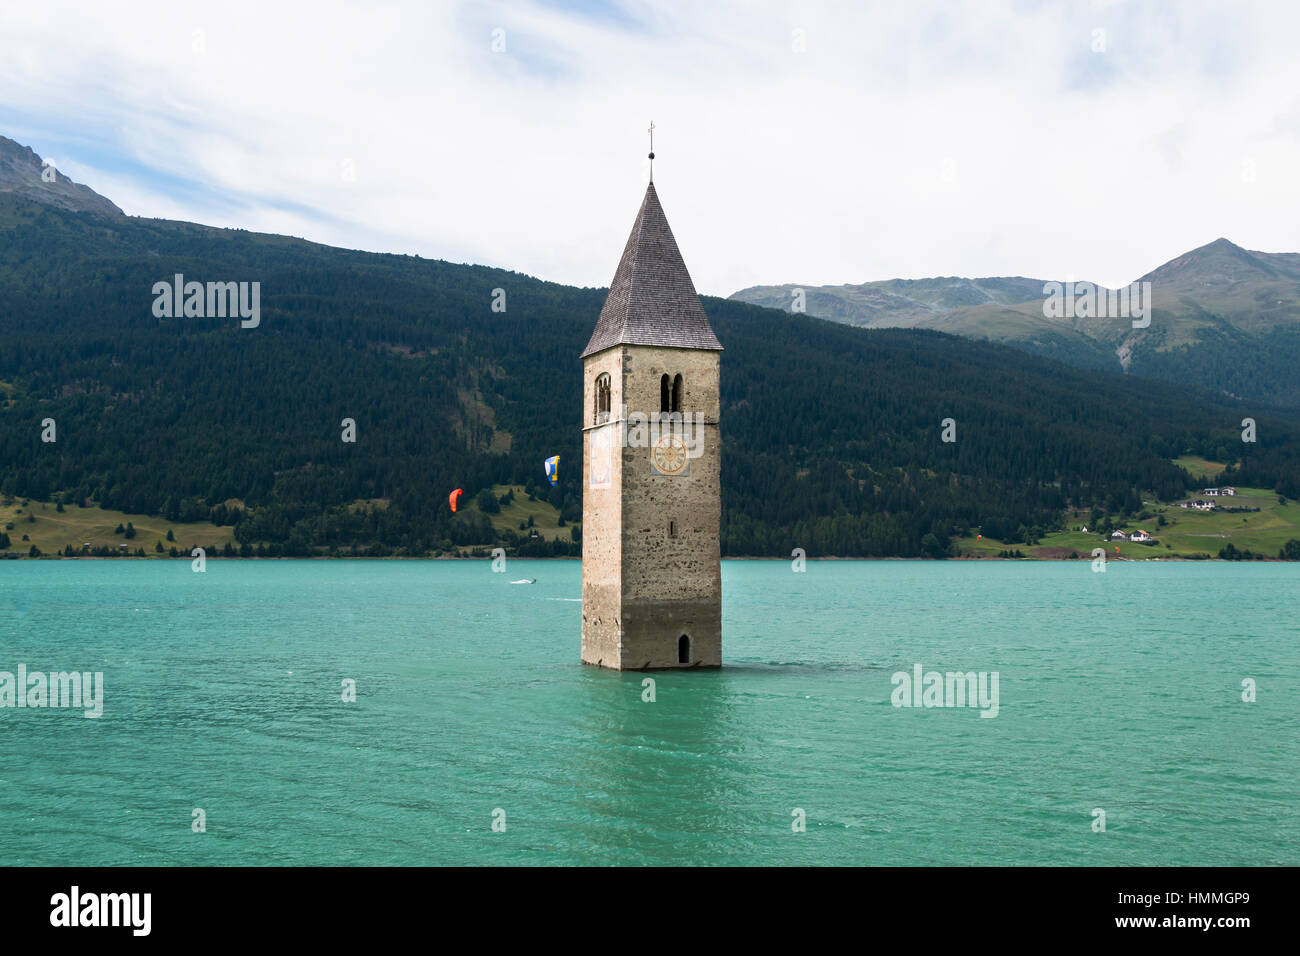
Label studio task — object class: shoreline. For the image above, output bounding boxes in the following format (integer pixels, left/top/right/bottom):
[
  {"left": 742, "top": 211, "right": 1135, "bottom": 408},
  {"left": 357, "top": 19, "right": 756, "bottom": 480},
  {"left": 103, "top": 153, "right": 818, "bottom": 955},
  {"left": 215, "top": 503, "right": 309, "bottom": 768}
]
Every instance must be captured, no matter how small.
[{"left": 2, "top": 553, "right": 1291, "bottom": 563}]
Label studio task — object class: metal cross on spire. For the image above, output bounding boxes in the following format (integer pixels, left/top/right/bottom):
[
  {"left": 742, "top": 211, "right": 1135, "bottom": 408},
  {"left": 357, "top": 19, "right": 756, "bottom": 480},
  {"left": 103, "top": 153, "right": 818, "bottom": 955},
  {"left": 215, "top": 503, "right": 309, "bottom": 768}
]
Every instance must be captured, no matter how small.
[{"left": 647, "top": 121, "right": 655, "bottom": 182}]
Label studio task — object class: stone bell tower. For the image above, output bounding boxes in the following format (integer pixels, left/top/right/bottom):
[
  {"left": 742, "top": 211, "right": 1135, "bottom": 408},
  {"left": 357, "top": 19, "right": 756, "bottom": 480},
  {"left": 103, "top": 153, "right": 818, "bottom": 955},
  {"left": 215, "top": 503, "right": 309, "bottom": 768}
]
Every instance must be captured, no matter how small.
[{"left": 580, "top": 176, "right": 723, "bottom": 670}]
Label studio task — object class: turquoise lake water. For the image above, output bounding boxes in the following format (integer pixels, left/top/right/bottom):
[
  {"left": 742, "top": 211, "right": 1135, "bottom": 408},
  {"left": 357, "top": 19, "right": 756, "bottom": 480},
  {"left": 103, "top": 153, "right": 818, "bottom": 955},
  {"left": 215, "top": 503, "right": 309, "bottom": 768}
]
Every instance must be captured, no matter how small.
[{"left": 0, "top": 559, "right": 1296, "bottom": 866}]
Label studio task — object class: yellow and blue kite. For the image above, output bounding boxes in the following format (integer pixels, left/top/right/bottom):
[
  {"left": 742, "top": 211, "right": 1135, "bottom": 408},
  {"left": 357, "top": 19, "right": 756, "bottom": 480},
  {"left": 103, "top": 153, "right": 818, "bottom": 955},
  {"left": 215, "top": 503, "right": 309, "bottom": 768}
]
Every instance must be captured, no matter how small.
[{"left": 544, "top": 455, "right": 560, "bottom": 487}]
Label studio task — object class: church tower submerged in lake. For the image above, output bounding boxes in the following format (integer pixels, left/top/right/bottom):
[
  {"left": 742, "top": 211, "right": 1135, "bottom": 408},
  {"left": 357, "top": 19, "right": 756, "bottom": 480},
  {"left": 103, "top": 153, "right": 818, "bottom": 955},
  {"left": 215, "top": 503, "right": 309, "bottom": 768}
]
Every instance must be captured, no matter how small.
[{"left": 580, "top": 178, "right": 723, "bottom": 670}]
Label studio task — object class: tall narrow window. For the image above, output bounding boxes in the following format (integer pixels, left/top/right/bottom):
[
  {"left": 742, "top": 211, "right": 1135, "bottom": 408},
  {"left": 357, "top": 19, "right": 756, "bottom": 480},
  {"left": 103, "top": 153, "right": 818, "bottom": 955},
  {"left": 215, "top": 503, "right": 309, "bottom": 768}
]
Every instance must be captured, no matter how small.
[
  {"left": 595, "top": 373, "right": 611, "bottom": 424},
  {"left": 671, "top": 374, "right": 683, "bottom": 413},
  {"left": 660, "top": 374, "right": 670, "bottom": 413},
  {"left": 678, "top": 634, "right": 690, "bottom": 664},
  {"left": 668, "top": 520, "right": 677, "bottom": 538}
]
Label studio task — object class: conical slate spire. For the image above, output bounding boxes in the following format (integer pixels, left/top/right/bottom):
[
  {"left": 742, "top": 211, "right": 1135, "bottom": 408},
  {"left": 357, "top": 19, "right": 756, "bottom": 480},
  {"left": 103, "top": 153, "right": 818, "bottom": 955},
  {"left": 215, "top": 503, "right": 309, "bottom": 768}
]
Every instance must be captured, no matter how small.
[{"left": 582, "top": 182, "right": 723, "bottom": 357}]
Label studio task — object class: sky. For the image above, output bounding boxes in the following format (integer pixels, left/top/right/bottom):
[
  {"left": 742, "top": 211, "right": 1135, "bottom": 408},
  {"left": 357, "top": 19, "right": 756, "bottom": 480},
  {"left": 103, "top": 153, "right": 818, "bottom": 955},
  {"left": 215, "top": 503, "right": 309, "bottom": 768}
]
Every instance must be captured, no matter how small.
[{"left": 2, "top": 0, "right": 1298, "bottom": 295}]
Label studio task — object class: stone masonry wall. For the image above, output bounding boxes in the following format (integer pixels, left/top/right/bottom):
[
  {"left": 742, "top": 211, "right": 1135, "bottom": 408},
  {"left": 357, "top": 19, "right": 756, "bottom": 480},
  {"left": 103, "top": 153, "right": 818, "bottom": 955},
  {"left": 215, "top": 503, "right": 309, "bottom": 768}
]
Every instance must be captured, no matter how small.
[
  {"left": 619, "top": 346, "right": 721, "bottom": 667},
  {"left": 580, "top": 347, "right": 624, "bottom": 666},
  {"left": 582, "top": 344, "right": 722, "bottom": 669}
]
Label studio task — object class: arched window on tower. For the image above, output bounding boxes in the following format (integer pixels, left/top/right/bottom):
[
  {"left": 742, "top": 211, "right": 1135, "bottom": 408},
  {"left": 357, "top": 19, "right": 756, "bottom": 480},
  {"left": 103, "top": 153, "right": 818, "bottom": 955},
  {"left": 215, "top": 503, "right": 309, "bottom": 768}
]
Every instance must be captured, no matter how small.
[
  {"left": 660, "top": 374, "right": 670, "bottom": 414},
  {"left": 595, "top": 373, "right": 611, "bottom": 424},
  {"left": 671, "top": 374, "right": 683, "bottom": 413}
]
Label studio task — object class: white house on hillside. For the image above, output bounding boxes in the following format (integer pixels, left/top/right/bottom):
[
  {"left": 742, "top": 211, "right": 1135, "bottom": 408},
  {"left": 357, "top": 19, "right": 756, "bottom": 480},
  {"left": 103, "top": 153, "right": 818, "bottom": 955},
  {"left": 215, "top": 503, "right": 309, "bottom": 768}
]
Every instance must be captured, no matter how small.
[
  {"left": 1110, "top": 530, "right": 1127, "bottom": 540},
  {"left": 1130, "top": 530, "right": 1152, "bottom": 542}
]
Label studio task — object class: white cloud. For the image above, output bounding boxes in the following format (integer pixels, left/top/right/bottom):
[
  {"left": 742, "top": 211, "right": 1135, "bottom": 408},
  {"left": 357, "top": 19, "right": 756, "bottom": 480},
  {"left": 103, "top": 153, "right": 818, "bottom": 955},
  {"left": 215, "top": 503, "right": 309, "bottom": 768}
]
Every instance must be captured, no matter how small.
[{"left": 1, "top": 0, "right": 1297, "bottom": 294}]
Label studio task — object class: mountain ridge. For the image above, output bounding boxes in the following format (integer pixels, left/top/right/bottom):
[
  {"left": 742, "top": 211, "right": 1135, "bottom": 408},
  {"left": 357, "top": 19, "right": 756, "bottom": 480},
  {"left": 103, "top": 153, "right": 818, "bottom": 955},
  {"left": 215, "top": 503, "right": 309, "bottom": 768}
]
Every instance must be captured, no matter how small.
[
  {"left": 0, "top": 135, "right": 124, "bottom": 218},
  {"left": 731, "top": 238, "right": 1300, "bottom": 408}
]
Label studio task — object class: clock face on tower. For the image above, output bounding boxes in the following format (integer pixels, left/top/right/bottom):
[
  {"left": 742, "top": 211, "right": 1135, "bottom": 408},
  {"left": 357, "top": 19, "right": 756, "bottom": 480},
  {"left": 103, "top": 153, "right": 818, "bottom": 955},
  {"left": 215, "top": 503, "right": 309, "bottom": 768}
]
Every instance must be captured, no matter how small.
[{"left": 650, "top": 434, "right": 689, "bottom": 477}]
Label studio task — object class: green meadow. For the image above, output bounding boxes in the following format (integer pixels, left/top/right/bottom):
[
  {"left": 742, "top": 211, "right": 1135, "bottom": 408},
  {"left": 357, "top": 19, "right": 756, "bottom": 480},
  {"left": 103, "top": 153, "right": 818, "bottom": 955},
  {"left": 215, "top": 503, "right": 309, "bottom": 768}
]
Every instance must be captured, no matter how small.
[
  {"left": 1, "top": 498, "right": 235, "bottom": 557},
  {"left": 473, "top": 484, "right": 577, "bottom": 543},
  {"left": 1171, "top": 455, "right": 1228, "bottom": 482},
  {"left": 956, "top": 484, "right": 1299, "bottom": 560}
]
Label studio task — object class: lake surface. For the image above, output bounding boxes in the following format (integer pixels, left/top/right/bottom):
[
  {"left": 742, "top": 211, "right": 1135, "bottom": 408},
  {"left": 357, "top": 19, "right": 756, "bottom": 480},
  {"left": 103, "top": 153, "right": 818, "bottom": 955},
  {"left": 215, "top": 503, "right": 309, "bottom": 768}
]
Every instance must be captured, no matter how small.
[{"left": 0, "top": 559, "right": 1296, "bottom": 866}]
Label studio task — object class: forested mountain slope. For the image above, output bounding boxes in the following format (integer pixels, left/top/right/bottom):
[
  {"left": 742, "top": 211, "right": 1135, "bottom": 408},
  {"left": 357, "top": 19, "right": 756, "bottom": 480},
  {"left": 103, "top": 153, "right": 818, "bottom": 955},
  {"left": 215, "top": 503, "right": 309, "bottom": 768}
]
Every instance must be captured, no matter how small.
[{"left": 1, "top": 161, "right": 1296, "bottom": 557}]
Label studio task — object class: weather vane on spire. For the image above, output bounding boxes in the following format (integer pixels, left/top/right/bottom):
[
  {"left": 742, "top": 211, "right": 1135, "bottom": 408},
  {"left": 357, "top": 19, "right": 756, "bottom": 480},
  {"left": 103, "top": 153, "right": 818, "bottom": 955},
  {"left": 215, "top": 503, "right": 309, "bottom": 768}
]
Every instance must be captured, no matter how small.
[{"left": 647, "top": 121, "right": 655, "bottom": 182}]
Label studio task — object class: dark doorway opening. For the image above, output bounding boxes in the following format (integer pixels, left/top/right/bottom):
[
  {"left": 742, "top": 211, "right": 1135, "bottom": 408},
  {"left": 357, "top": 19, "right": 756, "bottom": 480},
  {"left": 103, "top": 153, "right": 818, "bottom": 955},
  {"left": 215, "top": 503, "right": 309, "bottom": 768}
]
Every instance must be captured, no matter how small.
[{"left": 678, "top": 634, "right": 690, "bottom": 664}]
